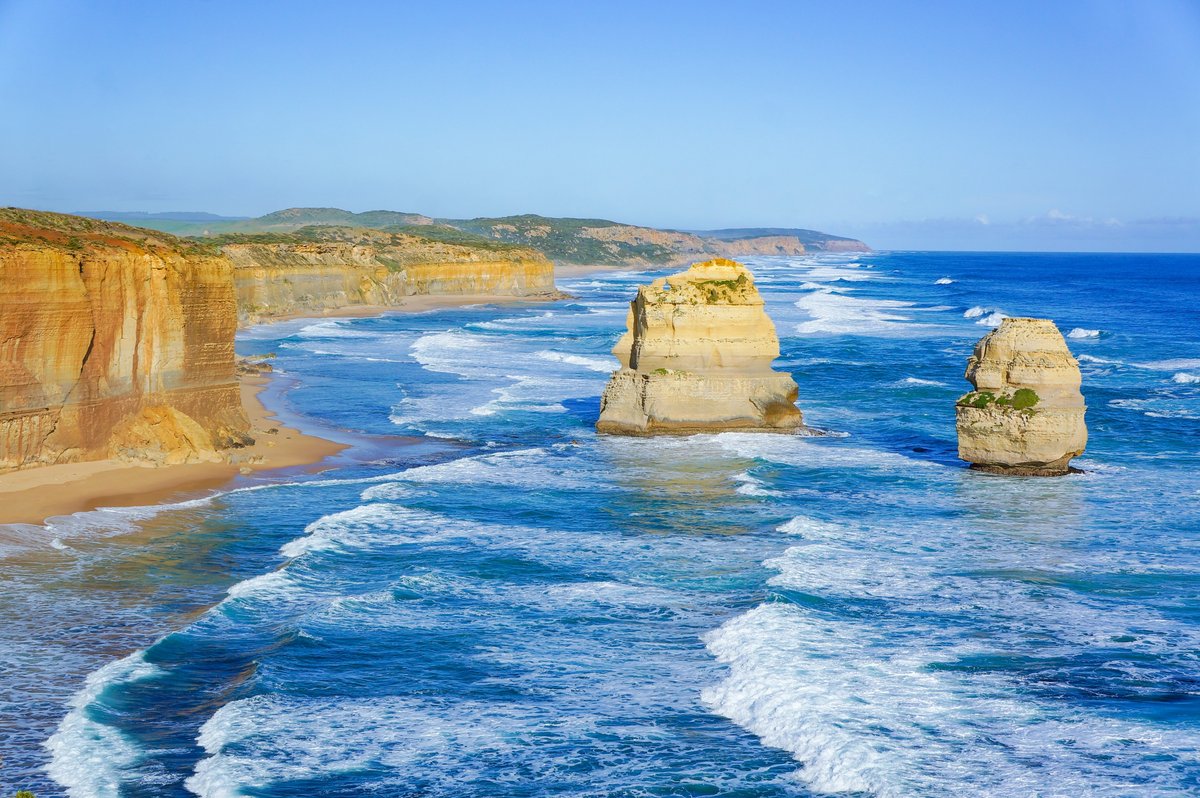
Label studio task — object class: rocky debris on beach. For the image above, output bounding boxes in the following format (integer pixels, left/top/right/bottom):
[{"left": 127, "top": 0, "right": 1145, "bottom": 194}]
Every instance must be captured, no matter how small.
[
  {"left": 956, "top": 317, "right": 1087, "bottom": 475},
  {"left": 237, "top": 353, "right": 276, "bottom": 374},
  {"left": 596, "top": 258, "right": 803, "bottom": 435}
]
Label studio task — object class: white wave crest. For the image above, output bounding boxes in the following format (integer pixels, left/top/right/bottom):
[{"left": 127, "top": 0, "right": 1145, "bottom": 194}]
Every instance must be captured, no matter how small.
[
  {"left": 535, "top": 350, "right": 615, "bottom": 372},
  {"left": 794, "top": 292, "right": 918, "bottom": 336},
  {"left": 1066, "top": 328, "right": 1100, "bottom": 339},
  {"left": 703, "top": 512, "right": 1200, "bottom": 796},
  {"left": 976, "top": 311, "right": 1008, "bottom": 326},
  {"left": 296, "top": 320, "right": 372, "bottom": 339},
  {"left": 45, "top": 652, "right": 164, "bottom": 797},
  {"left": 934, "top": 277, "right": 955, "bottom": 285},
  {"left": 732, "top": 471, "right": 783, "bottom": 497},
  {"left": 894, "top": 377, "right": 946, "bottom": 387},
  {"left": 1171, "top": 372, "right": 1200, "bottom": 384}
]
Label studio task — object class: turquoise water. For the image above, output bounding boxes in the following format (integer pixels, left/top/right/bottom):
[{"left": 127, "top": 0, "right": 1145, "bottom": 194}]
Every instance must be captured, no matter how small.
[{"left": 1, "top": 252, "right": 1198, "bottom": 796}]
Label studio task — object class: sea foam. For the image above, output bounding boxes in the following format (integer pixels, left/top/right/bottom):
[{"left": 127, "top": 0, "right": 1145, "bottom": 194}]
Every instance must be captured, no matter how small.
[
  {"left": 45, "top": 652, "right": 164, "bottom": 798},
  {"left": 794, "top": 291, "right": 918, "bottom": 335},
  {"left": 703, "top": 514, "right": 1200, "bottom": 796}
]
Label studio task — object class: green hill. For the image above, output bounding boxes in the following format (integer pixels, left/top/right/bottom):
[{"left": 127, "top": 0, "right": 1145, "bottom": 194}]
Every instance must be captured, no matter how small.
[{"left": 74, "top": 207, "right": 870, "bottom": 262}]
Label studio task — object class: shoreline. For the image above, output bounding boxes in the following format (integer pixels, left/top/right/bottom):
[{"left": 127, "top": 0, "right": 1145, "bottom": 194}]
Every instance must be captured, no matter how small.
[
  {"left": 0, "top": 286, "right": 595, "bottom": 528},
  {"left": 0, "top": 373, "right": 347, "bottom": 527},
  {"left": 0, "top": 288, "right": 586, "bottom": 529}
]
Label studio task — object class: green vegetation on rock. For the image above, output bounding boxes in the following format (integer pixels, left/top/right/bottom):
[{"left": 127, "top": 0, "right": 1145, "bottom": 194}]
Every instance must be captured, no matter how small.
[
  {"left": 957, "top": 388, "right": 1039, "bottom": 412},
  {"left": 694, "top": 273, "right": 750, "bottom": 302},
  {"left": 1009, "top": 388, "right": 1040, "bottom": 410}
]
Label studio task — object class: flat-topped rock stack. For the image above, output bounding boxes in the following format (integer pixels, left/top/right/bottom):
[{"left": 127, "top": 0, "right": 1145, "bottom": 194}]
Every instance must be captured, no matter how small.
[
  {"left": 596, "top": 258, "right": 803, "bottom": 435},
  {"left": 956, "top": 317, "right": 1087, "bottom": 475}
]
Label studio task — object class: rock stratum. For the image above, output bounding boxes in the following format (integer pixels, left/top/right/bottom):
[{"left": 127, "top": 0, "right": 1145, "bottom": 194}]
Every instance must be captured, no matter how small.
[
  {"left": 0, "top": 209, "right": 250, "bottom": 470},
  {"left": 222, "top": 227, "right": 558, "bottom": 323},
  {"left": 596, "top": 259, "right": 803, "bottom": 435},
  {"left": 955, "top": 317, "right": 1087, "bottom": 475}
]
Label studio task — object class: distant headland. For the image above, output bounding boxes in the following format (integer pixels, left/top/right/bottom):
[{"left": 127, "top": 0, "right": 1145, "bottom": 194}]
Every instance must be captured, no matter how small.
[{"left": 75, "top": 207, "right": 871, "bottom": 266}]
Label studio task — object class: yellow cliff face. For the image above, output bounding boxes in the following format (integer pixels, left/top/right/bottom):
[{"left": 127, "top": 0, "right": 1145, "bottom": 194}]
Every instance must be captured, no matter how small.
[
  {"left": 0, "top": 210, "right": 250, "bottom": 471},
  {"left": 597, "top": 259, "right": 804, "bottom": 435},
  {"left": 955, "top": 317, "right": 1087, "bottom": 475},
  {"left": 223, "top": 231, "right": 558, "bottom": 323}
]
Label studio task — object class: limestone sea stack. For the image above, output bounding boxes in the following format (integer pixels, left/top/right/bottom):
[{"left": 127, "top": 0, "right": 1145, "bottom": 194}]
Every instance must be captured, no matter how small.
[
  {"left": 596, "top": 258, "right": 803, "bottom": 435},
  {"left": 955, "top": 317, "right": 1087, "bottom": 475}
]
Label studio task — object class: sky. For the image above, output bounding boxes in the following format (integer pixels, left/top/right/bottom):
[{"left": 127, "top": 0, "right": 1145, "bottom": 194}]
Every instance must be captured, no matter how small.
[{"left": 1, "top": 0, "right": 1198, "bottom": 251}]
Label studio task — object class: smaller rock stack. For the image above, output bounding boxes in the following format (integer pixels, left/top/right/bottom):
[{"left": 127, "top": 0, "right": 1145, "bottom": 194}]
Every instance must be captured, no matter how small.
[
  {"left": 596, "top": 258, "right": 803, "bottom": 435},
  {"left": 955, "top": 317, "right": 1087, "bottom": 475}
]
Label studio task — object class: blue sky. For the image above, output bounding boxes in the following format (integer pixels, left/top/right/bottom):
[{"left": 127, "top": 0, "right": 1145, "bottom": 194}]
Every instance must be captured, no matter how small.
[{"left": 1, "top": 0, "right": 1198, "bottom": 250}]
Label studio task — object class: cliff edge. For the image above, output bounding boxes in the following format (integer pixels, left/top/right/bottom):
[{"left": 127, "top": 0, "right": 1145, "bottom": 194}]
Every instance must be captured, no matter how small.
[
  {"left": 955, "top": 317, "right": 1087, "bottom": 475},
  {"left": 0, "top": 209, "right": 251, "bottom": 471},
  {"left": 596, "top": 259, "right": 803, "bottom": 435}
]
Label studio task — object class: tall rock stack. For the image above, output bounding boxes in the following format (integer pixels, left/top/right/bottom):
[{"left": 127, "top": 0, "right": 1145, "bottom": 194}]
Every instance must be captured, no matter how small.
[
  {"left": 596, "top": 258, "right": 803, "bottom": 435},
  {"left": 955, "top": 317, "right": 1087, "bottom": 475}
]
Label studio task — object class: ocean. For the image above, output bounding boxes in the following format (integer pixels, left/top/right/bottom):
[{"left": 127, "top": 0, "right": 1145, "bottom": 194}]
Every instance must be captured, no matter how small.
[{"left": 1, "top": 251, "right": 1197, "bottom": 797}]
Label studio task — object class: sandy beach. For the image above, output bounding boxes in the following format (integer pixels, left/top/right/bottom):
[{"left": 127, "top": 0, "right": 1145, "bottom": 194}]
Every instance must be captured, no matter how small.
[{"left": 0, "top": 373, "right": 346, "bottom": 527}]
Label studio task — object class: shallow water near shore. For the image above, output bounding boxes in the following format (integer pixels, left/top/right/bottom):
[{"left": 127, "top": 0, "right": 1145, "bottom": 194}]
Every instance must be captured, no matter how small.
[{"left": 2, "top": 251, "right": 1198, "bottom": 797}]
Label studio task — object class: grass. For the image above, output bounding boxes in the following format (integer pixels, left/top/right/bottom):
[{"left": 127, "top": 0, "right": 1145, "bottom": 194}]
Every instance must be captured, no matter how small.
[
  {"left": 694, "top": 273, "right": 750, "bottom": 302},
  {"left": 957, "top": 388, "right": 1040, "bottom": 412},
  {"left": 446, "top": 214, "right": 677, "bottom": 265},
  {"left": 1009, "top": 387, "right": 1040, "bottom": 410}
]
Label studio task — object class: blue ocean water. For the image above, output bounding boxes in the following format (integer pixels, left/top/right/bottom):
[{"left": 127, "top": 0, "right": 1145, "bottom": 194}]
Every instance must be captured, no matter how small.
[{"left": 1, "top": 251, "right": 1198, "bottom": 797}]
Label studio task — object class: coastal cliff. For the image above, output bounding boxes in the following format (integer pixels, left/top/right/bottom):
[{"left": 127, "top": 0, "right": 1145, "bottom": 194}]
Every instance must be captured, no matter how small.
[
  {"left": 0, "top": 211, "right": 565, "bottom": 473},
  {"left": 0, "top": 209, "right": 250, "bottom": 471},
  {"left": 956, "top": 317, "right": 1087, "bottom": 475},
  {"left": 222, "top": 227, "right": 558, "bottom": 323},
  {"left": 596, "top": 259, "right": 803, "bottom": 434}
]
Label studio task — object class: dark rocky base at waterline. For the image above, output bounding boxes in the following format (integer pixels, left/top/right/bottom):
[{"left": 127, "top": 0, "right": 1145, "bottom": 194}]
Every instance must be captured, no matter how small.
[{"left": 968, "top": 460, "right": 1084, "bottom": 477}]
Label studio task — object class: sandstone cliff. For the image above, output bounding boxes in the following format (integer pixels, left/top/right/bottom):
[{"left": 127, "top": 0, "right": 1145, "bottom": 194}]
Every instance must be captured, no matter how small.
[
  {"left": 955, "top": 317, "right": 1087, "bottom": 475},
  {"left": 596, "top": 259, "right": 803, "bottom": 435},
  {"left": 0, "top": 209, "right": 250, "bottom": 471},
  {"left": 223, "top": 227, "right": 558, "bottom": 323}
]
